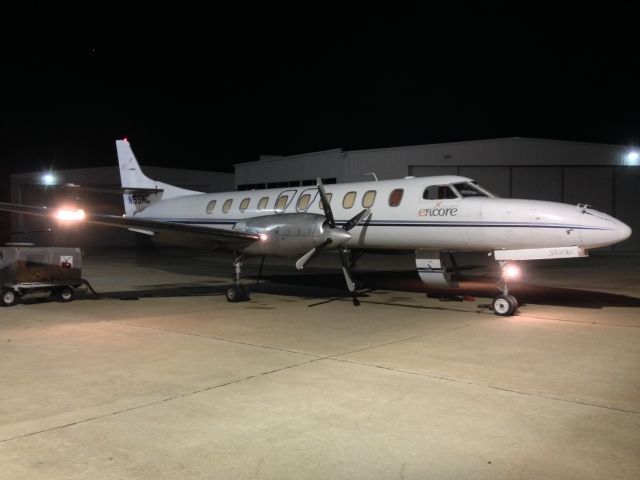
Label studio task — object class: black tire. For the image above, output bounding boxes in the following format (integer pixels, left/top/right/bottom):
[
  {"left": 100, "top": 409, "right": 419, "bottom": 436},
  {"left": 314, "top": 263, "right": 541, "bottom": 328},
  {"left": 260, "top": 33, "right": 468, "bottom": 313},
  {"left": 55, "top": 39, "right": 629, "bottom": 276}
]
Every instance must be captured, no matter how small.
[
  {"left": 0, "top": 289, "right": 18, "bottom": 307},
  {"left": 492, "top": 294, "right": 517, "bottom": 316},
  {"left": 226, "top": 285, "right": 241, "bottom": 302},
  {"left": 57, "top": 286, "right": 74, "bottom": 302},
  {"left": 506, "top": 294, "right": 519, "bottom": 311},
  {"left": 239, "top": 284, "right": 251, "bottom": 301}
]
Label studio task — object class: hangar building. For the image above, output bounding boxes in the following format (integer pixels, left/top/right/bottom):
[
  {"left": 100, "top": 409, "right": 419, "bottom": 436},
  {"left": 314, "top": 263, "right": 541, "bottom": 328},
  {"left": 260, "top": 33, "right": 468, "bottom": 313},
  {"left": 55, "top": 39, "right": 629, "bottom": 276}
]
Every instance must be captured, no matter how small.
[
  {"left": 235, "top": 137, "right": 639, "bottom": 251},
  {"left": 7, "top": 137, "right": 638, "bottom": 251}
]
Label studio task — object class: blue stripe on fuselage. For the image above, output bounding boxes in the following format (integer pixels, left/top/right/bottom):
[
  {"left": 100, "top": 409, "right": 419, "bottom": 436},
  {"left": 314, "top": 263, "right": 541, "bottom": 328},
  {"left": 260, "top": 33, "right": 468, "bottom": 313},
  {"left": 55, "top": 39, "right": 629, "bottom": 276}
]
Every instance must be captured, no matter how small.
[{"left": 137, "top": 218, "right": 610, "bottom": 231}]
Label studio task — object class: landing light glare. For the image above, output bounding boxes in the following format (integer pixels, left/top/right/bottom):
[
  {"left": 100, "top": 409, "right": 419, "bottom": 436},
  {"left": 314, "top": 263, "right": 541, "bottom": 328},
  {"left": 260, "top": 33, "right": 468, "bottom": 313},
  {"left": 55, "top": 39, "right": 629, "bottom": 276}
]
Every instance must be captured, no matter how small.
[
  {"left": 503, "top": 264, "right": 521, "bottom": 280},
  {"left": 56, "top": 208, "right": 85, "bottom": 221}
]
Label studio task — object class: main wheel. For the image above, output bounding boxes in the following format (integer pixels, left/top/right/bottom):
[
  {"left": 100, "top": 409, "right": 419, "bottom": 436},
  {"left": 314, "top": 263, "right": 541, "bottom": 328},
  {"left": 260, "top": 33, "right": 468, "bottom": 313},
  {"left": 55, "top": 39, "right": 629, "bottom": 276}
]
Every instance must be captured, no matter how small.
[
  {"left": 239, "top": 284, "right": 251, "bottom": 301},
  {"left": 56, "top": 286, "right": 74, "bottom": 302},
  {"left": 492, "top": 294, "right": 517, "bottom": 316},
  {"left": 0, "top": 289, "right": 18, "bottom": 307},
  {"left": 226, "top": 285, "right": 241, "bottom": 302}
]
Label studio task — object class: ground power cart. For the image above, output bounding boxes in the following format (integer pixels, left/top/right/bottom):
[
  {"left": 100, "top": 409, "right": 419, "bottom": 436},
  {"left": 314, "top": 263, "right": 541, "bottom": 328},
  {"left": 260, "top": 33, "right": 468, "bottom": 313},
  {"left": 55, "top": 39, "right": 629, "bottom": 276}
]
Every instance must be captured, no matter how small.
[{"left": 0, "top": 245, "right": 89, "bottom": 307}]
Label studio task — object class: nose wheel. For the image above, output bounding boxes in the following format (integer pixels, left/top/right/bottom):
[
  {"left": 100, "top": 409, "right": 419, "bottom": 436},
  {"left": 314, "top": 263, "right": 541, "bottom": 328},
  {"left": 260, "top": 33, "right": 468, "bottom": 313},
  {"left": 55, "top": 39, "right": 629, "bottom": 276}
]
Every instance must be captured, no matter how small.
[
  {"left": 492, "top": 261, "right": 520, "bottom": 316},
  {"left": 492, "top": 294, "right": 518, "bottom": 316}
]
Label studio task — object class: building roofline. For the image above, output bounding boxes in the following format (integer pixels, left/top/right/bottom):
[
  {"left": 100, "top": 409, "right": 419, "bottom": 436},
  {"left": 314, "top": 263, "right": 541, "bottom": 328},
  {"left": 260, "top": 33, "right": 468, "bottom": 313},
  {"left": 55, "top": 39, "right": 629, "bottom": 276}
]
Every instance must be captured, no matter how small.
[
  {"left": 235, "top": 137, "right": 631, "bottom": 168},
  {"left": 345, "top": 137, "right": 629, "bottom": 155},
  {"left": 233, "top": 148, "right": 343, "bottom": 167}
]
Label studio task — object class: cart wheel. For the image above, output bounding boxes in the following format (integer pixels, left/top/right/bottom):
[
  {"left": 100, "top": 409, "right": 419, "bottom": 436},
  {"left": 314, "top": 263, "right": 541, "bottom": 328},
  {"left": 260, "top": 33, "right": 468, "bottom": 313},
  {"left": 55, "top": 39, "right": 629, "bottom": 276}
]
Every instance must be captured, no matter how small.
[
  {"left": 1, "top": 289, "right": 18, "bottom": 307},
  {"left": 57, "top": 286, "right": 74, "bottom": 302}
]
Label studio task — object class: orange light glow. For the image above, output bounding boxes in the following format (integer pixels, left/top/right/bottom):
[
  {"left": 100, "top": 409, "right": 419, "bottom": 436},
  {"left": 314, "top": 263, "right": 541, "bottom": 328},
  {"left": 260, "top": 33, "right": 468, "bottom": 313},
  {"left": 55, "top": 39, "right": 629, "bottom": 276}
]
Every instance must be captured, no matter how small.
[
  {"left": 503, "top": 264, "right": 521, "bottom": 280},
  {"left": 56, "top": 208, "right": 85, "bottom": 221}
]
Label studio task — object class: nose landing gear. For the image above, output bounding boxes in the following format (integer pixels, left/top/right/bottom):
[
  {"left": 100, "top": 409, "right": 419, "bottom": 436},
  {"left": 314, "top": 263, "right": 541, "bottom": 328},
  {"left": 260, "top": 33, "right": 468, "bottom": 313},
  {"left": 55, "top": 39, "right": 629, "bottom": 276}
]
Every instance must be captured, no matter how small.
[{"left": 491, "top": 261, "right": 520, "bottom": 316}]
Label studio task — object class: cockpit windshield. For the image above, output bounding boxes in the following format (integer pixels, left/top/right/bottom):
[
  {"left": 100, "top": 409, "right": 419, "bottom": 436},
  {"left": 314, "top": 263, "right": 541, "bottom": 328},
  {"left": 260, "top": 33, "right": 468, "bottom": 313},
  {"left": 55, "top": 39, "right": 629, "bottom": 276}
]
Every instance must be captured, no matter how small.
[{"left": 451, "top": 181, "right": 496, "bottom": 198}]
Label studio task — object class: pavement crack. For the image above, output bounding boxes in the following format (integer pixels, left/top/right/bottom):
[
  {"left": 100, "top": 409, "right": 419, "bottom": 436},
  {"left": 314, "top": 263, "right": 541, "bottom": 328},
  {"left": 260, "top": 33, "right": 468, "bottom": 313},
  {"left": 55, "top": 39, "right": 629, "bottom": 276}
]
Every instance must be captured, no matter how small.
[
  {"left": 0, "top": 357, "right": 320, "bottom": 444},
  {"left": 117, "top": 321, "right": 321, "bottom": 358},
  {"left": 329, "top": 357, "right": 640, "bottom": 416},
  {"left": 328, "top": 322, "right": 477, "bottom": 359},
  {"left": 515, "top": 314, "right": 640, "bottom": 328}
]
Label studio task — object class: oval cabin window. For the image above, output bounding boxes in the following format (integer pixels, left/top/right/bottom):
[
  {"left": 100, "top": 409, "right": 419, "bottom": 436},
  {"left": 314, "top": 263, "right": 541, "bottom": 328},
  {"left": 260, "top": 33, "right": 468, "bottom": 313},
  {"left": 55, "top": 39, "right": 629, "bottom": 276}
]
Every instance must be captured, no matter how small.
[
  {"left": 388, "top": 189, "right": 404, "bottom": 207},
  {"left": 318, "top": 193, "right": 332, "bottom": 209},
  {"left": 342, "top": 192, "right": 356, "bottom": 209},
  {"left": 362, "top": 190, "right": 376, "bottom": 208},
  {"left": 206, "top": 200, "right": 216, "bottom": 214},
  {"left": 239, "top": 198, "right": 250, "bottom": 212},
  {"left": 257, "top": 197, "right": 269, "bottom": 211},
  {"left": 297, "top": 194, "right": 311, "bottom": 210},
  {"left": 275, "top": 195, "right": 289, "bottom": 210},
  {"left": 222, "top": 199, "right": 233, "bottom": 213}
]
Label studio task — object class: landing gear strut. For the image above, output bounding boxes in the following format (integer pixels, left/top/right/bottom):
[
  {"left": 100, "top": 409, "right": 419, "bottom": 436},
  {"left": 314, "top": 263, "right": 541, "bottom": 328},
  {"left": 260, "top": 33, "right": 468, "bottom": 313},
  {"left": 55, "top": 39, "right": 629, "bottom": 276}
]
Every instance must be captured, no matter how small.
[
  {"left": 491, "top": 261, "right": 519, "bottom": 316},
  {"left": 226, "top": 254, "right": 251, "bottom": 302}
]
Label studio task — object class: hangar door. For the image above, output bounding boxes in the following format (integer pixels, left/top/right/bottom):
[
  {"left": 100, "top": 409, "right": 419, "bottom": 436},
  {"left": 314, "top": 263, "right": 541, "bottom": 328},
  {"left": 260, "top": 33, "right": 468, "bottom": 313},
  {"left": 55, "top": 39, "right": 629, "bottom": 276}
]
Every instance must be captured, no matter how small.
[
  {"left": 511, "top": 167, "right": 562, "bottom": 202},
  {"left": 458, "top": 167, "right": 510, "bottom": 198},
  {"left": 562, "top": 167, "right": 613, "bottom": 214},
  {"left": 408, "top": 166, "right": 458, "bottom": 177}
]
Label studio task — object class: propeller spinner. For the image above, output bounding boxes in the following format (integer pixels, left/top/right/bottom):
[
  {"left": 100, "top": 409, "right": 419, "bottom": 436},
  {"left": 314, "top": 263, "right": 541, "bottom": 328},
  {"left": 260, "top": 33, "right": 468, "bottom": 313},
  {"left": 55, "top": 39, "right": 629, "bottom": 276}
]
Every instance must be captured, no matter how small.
[{"left": 296, "top": 178, "right": 371, "bottom": 296}]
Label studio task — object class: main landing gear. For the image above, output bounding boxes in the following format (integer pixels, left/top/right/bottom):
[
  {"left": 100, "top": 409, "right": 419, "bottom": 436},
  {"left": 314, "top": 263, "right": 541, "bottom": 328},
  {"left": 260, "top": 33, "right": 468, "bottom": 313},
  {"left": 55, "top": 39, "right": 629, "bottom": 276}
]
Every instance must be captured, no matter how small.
[
  {"left": 491, "top": 261, "right": 520, "bottom": 316},
  {"left": 226, "top": 254, "right": 251, "bottom": 302}
]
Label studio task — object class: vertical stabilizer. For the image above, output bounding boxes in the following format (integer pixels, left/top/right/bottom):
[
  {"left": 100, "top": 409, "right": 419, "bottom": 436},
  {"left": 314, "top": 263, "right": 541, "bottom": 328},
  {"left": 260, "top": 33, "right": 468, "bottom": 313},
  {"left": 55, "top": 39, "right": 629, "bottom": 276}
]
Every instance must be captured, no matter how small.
[{"left": 116, "top": 139, "right": 201, "bottom": 215}]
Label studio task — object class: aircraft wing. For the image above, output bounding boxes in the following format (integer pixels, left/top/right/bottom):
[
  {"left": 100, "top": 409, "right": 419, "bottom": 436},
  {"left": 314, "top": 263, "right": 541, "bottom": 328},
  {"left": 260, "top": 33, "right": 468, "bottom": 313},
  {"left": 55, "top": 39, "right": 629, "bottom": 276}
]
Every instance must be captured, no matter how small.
[{"left": 0, "top": 202, "right": 260, "bottom": 250}]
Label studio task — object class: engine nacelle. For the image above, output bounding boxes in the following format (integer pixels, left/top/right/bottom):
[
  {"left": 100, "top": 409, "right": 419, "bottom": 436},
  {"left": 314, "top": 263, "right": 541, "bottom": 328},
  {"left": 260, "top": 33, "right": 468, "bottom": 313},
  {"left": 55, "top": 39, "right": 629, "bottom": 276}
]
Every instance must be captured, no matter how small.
[{"left": 234, "top": 213, "right": 329, "bottom": 257}]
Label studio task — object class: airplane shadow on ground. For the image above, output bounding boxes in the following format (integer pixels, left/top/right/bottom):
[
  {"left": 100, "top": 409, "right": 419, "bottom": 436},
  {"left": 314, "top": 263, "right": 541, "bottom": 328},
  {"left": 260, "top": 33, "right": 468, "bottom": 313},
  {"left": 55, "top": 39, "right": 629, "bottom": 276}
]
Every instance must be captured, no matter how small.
[
  {"left": 71, "top": 269, "right": 640, "bottom": 311},
  {"left": 255, "top": 270, "right": 640, "bottom": 310}
]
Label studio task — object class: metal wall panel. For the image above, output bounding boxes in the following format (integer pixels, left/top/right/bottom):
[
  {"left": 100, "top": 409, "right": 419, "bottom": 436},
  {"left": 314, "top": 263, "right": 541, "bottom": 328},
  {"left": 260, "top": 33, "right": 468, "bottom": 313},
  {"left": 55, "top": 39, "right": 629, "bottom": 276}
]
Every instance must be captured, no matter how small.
[
  {"left": 563, "top": 167, "right": 613, "bottom": 214},
  {"left": 458, "top": 166, "right": 510, "bottom": 198},
  {"left": 408, "top": 166, "right": 458, "bottom": 177},
  {"left": 235, "top": 149, "right": 345, "bottom": 186},
  {"left": 511, "top": 167, "right": 562, "bottom": 201},
  {"left": 613, "top": 167, "right": 640, "bottom": 251}
]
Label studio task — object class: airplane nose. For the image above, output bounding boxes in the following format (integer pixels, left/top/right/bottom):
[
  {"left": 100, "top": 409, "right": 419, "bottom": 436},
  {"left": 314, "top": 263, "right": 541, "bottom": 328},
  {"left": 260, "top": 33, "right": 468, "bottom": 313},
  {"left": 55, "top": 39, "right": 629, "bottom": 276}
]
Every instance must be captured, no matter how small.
[
  {"left": 615, "top": 220, "right": 632, "bottom": 243},
  {"left": 579, "top": 208, "right": 632, "bottom": 249}
]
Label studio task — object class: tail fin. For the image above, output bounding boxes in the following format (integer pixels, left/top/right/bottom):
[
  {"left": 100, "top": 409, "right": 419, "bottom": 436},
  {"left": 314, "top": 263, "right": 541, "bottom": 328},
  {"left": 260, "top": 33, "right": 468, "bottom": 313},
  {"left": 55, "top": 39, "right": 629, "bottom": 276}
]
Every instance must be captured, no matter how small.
[{"left": 116, "top": 139, "right": 201, "bottom": 215}]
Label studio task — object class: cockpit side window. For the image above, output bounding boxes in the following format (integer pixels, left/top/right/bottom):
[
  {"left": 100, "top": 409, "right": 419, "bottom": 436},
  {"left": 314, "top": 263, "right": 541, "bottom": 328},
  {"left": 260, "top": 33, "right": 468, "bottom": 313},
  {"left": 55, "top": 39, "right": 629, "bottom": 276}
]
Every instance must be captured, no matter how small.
[
  {"left": 423, "top": 185, "right": 458, "bottom": 200},
  {"left": 452, "top": 182, "right": 492, "bottom": 198}
]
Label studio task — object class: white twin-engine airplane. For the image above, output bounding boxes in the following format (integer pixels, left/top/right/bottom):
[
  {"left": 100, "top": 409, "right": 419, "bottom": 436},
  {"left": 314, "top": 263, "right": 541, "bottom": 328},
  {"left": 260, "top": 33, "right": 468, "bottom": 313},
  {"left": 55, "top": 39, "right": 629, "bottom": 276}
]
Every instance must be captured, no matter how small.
[{"left": 0, "top": 139, "right": 632, "bottom": 315}]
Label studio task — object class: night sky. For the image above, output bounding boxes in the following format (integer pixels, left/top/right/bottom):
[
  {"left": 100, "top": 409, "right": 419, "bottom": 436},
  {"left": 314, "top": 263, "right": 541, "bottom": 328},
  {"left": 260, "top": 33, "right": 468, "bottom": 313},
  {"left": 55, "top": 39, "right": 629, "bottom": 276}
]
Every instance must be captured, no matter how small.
[{"left": 1, "top": 3, "right": 640, "bottom": 176}]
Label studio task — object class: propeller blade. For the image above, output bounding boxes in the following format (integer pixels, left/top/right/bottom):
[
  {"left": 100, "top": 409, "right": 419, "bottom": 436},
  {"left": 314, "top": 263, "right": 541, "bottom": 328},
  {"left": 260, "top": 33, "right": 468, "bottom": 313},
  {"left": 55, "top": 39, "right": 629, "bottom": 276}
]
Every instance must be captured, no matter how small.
[
  {"left": 339, "top": 248, "right": 357, "bottom": 292},
  {"left": 342, "top": 208, "right": 371, "bottom": 232},
  {"left": 316, "top": 177, "right": 335, "bottom": 229},
  {"left": 295, "top": 238, "right": 332, "bottom": 270}
]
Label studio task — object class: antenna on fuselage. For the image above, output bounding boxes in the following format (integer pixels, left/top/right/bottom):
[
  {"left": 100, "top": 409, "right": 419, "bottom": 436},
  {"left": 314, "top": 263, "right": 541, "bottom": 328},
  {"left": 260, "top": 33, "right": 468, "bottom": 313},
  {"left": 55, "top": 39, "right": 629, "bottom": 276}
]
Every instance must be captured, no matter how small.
[{"left": 365, "top": 172, "right": 378, "bottom": 181}]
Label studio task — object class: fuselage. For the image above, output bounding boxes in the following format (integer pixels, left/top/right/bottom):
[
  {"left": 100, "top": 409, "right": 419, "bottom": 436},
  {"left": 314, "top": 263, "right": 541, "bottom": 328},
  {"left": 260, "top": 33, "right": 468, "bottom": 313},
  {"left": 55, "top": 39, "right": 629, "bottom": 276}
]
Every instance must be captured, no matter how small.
[{"left": 131, "top": 175, "right": 631, "bottom": 254}]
